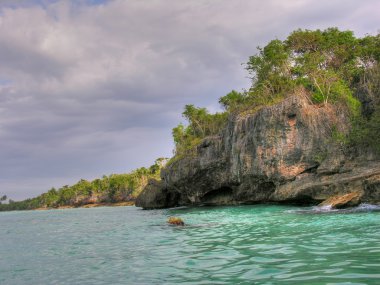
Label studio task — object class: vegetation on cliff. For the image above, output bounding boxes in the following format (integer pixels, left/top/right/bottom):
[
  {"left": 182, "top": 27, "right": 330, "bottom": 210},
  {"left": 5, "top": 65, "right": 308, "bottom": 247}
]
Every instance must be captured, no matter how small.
[
  {"left": 172, "top": 105, "right": 228, "bottom": 157},
  {"left": 171, "top": 28, "right": 380, "bottom": 159},
  {"left": 0, "top": 158, "right": 167, "bottom": 211}
]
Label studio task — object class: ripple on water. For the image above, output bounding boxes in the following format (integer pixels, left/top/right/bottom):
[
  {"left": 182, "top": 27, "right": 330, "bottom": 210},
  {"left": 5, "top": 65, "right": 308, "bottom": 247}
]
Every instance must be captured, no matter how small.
[{"left": 0, "top": 205, "right": 379, "bottom": 284}]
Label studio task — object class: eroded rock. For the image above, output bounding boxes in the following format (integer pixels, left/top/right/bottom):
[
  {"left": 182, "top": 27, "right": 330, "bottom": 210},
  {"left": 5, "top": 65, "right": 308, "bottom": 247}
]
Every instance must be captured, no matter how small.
[
  {"left": 136, "top": 93, "right": 380, "bottom": 209},
  {"left": 319, "top": 192, "right": 362, "bottom": 209},
  {"left": 135, "top": 179, "right": 177, "bottom": 209},
  {"left": 161, "top": 94, "right": 353, "bottom": 206}
]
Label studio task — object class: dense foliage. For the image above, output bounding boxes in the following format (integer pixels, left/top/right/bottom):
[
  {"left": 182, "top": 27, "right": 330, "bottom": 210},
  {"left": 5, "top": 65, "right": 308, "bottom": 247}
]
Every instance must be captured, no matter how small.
[
  {"left": 172, "top": 105, "right": 227, "bottom": 157},
  {"left": 0, "top": 158, "right": 166, "bottom": 211},
  {"left": 349, "top": 63, "right": 380, "bottom": 152},
  {"left": 172, "top": 28, "right": 380, "bottom": 157}
]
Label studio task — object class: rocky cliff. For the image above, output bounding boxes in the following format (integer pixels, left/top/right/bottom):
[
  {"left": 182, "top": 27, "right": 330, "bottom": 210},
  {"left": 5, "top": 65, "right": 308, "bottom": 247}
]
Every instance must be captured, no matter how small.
[{"left": 136, "top": 94, "right": 380, "bottom": 209}]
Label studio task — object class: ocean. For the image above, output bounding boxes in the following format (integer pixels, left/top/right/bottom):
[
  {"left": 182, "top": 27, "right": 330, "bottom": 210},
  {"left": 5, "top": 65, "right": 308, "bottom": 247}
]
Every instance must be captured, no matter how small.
[{"left": 1, "top": 205, "right": 379, "bottom": 284}]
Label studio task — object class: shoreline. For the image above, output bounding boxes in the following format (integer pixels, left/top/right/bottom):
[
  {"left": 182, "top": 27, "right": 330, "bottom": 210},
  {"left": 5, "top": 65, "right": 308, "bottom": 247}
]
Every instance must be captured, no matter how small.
[{"left": 34, "top": 201, "right": 135, "bottom": 211}]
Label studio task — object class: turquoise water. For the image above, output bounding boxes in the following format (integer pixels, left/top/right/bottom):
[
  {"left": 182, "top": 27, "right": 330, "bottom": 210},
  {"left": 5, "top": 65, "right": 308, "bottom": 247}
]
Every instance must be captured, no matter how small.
[{"left": 0, "top": 205, "right": 379, "bottom": 285}]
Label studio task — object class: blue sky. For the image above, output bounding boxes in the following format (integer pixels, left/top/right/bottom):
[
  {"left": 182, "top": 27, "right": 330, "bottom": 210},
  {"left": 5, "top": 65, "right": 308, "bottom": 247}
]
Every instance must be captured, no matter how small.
[{"left": 0, "top": 0, "right": 379, "bottom": 200}]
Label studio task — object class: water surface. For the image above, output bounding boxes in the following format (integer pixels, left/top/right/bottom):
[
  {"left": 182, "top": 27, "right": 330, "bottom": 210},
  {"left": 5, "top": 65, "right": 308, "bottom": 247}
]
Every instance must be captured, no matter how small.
[{"left": 1, "top": 205, "right": 379, "bottom": 284}]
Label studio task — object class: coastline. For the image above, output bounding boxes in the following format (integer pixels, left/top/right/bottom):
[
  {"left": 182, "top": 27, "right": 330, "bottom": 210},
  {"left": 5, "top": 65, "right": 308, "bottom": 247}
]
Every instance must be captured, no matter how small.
[{"left": 34, "top": 201, "right": 135, "bottom": 211}]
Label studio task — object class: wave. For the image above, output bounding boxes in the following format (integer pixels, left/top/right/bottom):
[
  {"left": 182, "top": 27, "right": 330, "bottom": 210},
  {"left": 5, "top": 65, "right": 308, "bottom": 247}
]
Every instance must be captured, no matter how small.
[{"left": 288, "top": 203, "right": 380, "bottom": 214}]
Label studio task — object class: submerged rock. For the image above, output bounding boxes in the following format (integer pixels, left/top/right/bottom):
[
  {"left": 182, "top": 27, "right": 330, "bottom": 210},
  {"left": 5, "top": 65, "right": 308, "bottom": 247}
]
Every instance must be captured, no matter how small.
[{"left": 167, "top": 217, "right": 185, "bottom": 226}]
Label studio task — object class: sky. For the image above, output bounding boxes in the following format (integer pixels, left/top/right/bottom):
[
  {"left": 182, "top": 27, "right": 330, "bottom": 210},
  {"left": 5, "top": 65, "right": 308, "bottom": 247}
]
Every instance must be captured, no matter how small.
[{"left": 0, "top": 0, "right": 379, "bottom": 200}]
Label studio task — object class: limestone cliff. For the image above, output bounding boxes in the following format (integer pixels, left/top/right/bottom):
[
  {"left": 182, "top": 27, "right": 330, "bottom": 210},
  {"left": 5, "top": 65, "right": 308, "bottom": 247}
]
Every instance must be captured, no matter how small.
[{"left": 137, "top": 94, "right": 380, "bottom": 209}]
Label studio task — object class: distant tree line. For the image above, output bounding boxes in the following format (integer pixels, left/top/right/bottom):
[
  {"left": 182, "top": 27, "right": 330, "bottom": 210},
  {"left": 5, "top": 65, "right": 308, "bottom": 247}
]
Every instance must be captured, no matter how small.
[{"left": 0, "top": 158, "right": 167, "bottom": 211}]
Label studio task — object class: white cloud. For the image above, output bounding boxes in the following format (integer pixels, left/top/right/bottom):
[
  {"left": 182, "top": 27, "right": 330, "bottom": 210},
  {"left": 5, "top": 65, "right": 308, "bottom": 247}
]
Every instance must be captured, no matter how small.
[{"left": 0, "top": 0, "right": 378, "bottom": 199}]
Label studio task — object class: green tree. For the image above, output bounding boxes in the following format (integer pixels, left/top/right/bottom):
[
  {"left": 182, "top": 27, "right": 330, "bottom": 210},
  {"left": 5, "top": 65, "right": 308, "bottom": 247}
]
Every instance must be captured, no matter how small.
[
  {"left": 247, "top": 39, "right": 292, "bottom": 99},
  {"left": 219, "top": 90, "right": 246, "bottom": 111}
]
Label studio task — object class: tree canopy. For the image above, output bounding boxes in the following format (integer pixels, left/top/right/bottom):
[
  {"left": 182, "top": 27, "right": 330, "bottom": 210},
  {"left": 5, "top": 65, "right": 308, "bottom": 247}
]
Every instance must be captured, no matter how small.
[{"left": 171, "top": 28, "right": 380, "bottom": 159}]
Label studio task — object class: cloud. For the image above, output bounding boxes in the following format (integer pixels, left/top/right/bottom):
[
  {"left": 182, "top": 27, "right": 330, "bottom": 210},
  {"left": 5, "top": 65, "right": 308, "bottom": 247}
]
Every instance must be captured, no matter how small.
[{"left": 0, "top": 0, "right": 379, "bottom": 199}]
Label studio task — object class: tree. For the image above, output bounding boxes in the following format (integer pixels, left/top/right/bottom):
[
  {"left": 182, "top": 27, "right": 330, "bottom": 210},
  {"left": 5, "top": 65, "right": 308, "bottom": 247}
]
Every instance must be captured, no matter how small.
[
  {"left": 219, "top": 90, "right": 246, "bottom": 111},
  {"left": 182, "top": 104, "right": 208, "bottom": 137},
  {"left": 246, "top": 39, "right": 292, "bottom": 98}
]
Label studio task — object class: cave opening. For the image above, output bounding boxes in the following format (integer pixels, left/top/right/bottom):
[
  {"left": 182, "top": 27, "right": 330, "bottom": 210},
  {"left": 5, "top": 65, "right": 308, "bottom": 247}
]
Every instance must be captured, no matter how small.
[{"left": 201, "top": 187, "right": 234, "bottom": 205}]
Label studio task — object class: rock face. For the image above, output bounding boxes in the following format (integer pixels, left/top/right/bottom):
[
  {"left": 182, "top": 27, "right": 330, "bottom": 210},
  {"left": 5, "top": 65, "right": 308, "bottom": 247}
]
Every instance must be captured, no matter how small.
[
  {"left": 135, "top": 179, "right": 178, "bottom": 209},
  {"left": 136, "top": 94, "right": 380, "bottom": 209}
]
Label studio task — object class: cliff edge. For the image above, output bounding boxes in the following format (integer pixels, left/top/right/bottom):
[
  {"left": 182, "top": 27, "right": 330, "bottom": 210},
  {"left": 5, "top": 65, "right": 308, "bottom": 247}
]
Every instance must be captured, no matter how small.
[{"left": 137, "top": 95, "right": 380, "bottom": 209}]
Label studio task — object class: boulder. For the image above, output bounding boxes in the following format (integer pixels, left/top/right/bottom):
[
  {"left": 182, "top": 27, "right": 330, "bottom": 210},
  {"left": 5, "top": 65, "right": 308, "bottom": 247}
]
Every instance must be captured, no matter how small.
[
  {"left": 168, "top": 217, "right": 184, "bottom": 226},
  {"left": 319, "top": 192, "right": 362, "bottom": 209}
]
